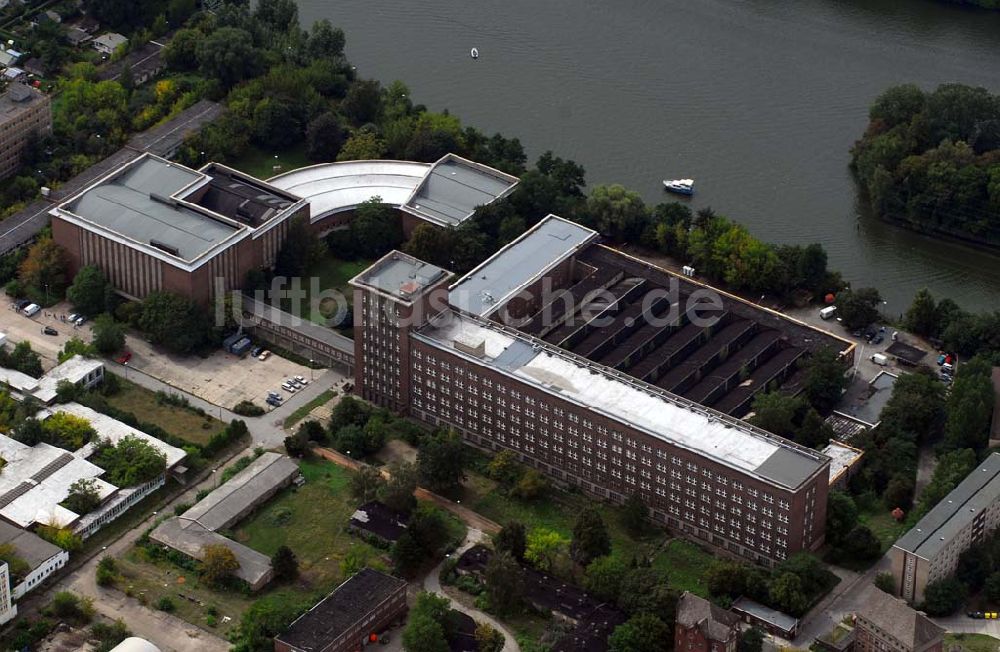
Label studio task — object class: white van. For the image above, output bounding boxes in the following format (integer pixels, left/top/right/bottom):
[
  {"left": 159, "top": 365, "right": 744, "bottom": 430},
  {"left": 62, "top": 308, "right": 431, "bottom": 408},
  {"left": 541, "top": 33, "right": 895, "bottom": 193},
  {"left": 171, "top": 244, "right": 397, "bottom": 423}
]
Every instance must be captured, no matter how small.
[
  {"left": 819, "top": 306, "right": 837, "bottom": 320},
  {"left": 870, "top": 353, "right": 888, "bottom": 366},
  {"left": 22, "top": 303, "right": 41, "bottom": 317}
]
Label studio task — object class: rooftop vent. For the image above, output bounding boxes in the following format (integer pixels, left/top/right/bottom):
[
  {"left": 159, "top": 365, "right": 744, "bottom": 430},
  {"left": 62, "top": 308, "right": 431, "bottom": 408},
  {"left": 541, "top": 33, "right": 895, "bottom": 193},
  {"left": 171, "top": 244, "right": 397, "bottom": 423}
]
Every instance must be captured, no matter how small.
[
  {"left": 454, "top": 336, "right": 486, "bottom": 358},
  {"left": 149, "top": 239, "right": 180, "bottom": 256}
]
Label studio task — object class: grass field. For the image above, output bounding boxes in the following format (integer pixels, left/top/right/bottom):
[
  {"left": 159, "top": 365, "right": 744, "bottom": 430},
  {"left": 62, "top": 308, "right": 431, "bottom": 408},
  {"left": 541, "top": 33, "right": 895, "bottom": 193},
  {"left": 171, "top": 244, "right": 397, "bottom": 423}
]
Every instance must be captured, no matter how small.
[
  {"left": 946, "top": 634, "right": 1000, "bottom": 652},
  {"left": 229, "top": 144, "right": 312, "bottom": 181},
  {"left": 283, "top": 389, "right": 338, "bottom": 429},
  {"left": 299, "top": 256, "right": 373, "bottom": 326},
  {"left": 860, "top": 504, "right": 909, "bottom": 552},
  {"left": 106, "top": 380, "right": 226, "bottom": 447},
  {"left": 460, "top": 470, "right": 715, "bottom": 596}
]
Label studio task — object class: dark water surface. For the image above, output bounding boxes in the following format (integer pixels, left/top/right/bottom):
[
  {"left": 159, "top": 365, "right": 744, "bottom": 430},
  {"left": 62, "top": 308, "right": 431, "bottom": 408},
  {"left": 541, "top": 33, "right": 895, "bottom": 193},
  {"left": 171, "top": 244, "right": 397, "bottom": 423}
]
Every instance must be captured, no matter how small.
[{"left": 299, "top": 0, "right": 1000, "bottom": 312}]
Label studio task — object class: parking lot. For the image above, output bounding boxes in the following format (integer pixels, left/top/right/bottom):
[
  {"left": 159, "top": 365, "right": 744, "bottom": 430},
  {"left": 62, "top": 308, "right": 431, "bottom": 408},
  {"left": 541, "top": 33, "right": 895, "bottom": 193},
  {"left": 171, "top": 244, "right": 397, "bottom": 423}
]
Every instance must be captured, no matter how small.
[{"left": 0, "top": 300, "right": 325, "bottom": 410}]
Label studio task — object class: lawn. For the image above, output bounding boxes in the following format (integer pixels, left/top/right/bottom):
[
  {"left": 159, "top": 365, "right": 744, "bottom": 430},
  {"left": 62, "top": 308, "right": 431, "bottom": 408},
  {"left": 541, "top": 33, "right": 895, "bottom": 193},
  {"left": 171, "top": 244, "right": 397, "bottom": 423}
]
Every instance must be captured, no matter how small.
[
  {"left": 283, "top": 389, "right": 338, "bottom": 429},
  {"left": 105, "top": 379, "right": 226, "bottom": 447},
  {"left": 281, "top": 256, "right": 373, "bottom": 327},
  {"left": 232, "top": 458, "right": 391, "bottom": 589},
  {"left": 859, "top": 504, "right": 909, "bottom": 553},
  {"left": 460, "top": 468, "right": 715, "bottom": 596},
  {"left": 945, "top": 634, "right": 1000, "bottom": 652},
  {"left": 228, "top": 144, "right": 312, "bottom": 181}
]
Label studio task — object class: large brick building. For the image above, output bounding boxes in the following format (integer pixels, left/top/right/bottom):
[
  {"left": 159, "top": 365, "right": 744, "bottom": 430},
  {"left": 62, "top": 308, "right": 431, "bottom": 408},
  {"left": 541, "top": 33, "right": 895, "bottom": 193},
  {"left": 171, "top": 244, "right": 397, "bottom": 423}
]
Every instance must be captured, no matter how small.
[
  {"left": 50, "top": 153, "right": 308, "bottom": 305},
  {"left": 0, "top": 83, "right": 51, "bottom": 180},
  {"left": 854, "top": 586, "right": 943, "bottom": 652},
  {"left": 351, "top": 216, "right": 853, "bottom": 566},
  {"left": 675, "top": 592, "right": 741, "bottom": 652}
]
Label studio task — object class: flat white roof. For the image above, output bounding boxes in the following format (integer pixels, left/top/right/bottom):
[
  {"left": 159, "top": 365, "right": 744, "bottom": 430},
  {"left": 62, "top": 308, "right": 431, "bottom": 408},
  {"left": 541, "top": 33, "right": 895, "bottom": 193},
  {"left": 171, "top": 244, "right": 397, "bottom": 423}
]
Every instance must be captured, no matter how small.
[
  {"left": 48, "top": 402, "right": 187, "bottom": 469},
  {"left": 415, "top": 311, "right": 828, "bottom": 489},
  {"left": 448, "top": 215, "right": 598, "bottom": 317},
  {"left": 268, "top": 160, "right": 431, "bottom": 220},
  {"left": 822, "top": 441, "right": 863, "bottom": 484},
  {"left": 33, "top": 356, "right": 103, "bottom": 404}
]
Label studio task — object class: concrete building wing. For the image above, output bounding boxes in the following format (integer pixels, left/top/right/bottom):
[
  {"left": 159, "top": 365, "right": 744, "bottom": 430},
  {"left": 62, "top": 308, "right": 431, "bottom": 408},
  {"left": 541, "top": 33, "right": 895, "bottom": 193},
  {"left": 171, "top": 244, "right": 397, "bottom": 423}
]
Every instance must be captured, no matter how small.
[
  {"left": 150, "top": 517, "right": 273, "bottom": 590},
  {"left": 181, "top": 452, "right": 298, "bottom": 531},
  {"left": 401, "top": 153, "right": 518, "bottom": 227},
  {"left": 448, "top": 215, "right": 599, "bottom": 317}
]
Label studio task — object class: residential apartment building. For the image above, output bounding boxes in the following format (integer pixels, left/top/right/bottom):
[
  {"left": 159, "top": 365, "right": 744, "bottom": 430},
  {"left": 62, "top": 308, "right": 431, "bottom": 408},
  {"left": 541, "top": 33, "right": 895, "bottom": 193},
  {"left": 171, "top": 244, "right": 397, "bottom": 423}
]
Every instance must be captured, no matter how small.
[
  {"left": 675, "top": 592, "right": 741, "bottom": 652},
  {"left": 0, "top": 84, "right": 51, "bottom": 180},
  {"left": 352, "top": 224, "right": 835, "bottom": 566},
  {"left": 50, "top": 153, "right": 308, "bottom": 305},
  {"left": 891, "top": 452, "right": 1000, "bottom": 603},
  {"left": 854, "top": 586, "right": 943, "bottom": 652}
]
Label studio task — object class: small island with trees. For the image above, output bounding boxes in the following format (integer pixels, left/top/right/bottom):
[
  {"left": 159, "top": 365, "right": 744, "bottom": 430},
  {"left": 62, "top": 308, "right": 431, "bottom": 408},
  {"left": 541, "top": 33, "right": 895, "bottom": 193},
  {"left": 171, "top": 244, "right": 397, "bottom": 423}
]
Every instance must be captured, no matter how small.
[{"left": 851, "top": 83, "right": 1000, "bottom": 247}]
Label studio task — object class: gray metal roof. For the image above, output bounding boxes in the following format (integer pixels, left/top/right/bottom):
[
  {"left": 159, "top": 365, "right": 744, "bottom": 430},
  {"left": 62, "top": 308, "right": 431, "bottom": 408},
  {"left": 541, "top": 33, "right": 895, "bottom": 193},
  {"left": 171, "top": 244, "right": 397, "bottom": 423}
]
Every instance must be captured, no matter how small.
[
  {"left": 63, "top": 156, "right": 238, "bottom": 261},
  {"left": 731, "top": 597, "right": 799, "bottom": 632},
  {"left": 351, "top": 250, "right": 450, "bottom": 304},
  {"left": 150, "top": 517, "right": 272, "bottom": 587},
  {"left": 182, "top": 452, "right": 298, "bottom": 532},
  {"left": 0, "top": 518, "right": 64, "bottom": 570},
  {"left": 894, "top": 452, "right": 1000, "bottom": 559},
  {"left": 448, "top": 215, "right": 598, "bottom": 317},
  {"left": 401, "top": 154, "right": 518, "bottom": 227}
]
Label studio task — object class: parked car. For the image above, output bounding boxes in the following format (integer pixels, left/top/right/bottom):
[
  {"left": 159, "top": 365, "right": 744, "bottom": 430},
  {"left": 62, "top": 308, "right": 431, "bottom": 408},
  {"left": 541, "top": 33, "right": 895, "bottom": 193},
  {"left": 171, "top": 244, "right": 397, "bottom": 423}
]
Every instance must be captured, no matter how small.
[
  {"left": 294, "top": 375, "right": 309, "bottom": 385},
  {"left": 41, "top": 326, "right": 58, "bottom": 336},
  {"left": 871, "top": 333, "right": 884, "bottom": 345},
  {"left": 258, "top": 350, "right": 271, "bottom": 361},
  {"left": 968, "top": 611, "right": 984, "bottom": 619},
  {"left": 74, "top": 315, "right": 86, "bottom": 326},
  {"left": 281, "top": 382, "right": 297, "bottom": 393},
  {"left": 116, "top": 351, "right": 132, "bottom": 364},
  {"left": 13, "top": 299, "right": 31, "bottom": 311},
  {"left": 266, "top": 396, "right": 282, "bottom": 407},
  {"left": 267, "top": 391, "right": 281, "bottom": 400},
  {"left": 251, "top": 346, "right": 264, "bottom": 357},
  {"left": 68, "top": 313, "right": 80, "bottom": 323},
  {"left": 937, "top": 354, "right": 947, "bottom": 366},
  {"left": 22, "top": 303, "right": 41, "bottom": 317}
]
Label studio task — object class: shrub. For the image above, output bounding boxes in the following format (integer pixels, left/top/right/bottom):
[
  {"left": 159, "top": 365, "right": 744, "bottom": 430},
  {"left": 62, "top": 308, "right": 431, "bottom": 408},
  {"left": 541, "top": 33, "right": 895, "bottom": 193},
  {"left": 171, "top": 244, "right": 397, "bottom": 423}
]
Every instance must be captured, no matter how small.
[
  {"left": 233, "top": 400, "right": 265, "bottom": 416},
  {"left": 156, "top": 596, "right": 175, "bottom": 612}
]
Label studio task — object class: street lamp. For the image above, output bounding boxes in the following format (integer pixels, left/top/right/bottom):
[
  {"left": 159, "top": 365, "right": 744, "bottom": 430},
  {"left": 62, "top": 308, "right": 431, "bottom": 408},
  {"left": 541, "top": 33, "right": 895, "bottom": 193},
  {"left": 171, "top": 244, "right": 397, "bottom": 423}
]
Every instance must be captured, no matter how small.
[
  {"left": 123, "top": 361, "right": 128, "bottom": 380},
  {"left": 309, "top": 359, "right": 314, "bottom": 382}
]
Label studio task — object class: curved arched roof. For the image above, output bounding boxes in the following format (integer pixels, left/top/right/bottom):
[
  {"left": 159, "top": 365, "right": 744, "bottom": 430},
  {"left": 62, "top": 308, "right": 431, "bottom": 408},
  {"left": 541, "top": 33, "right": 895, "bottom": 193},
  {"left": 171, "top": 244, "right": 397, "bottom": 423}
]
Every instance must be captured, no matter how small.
[
  {"left": 110, "top": 637, "right": 162, "bottom": 652},
  {"left": 267, "top": 160, "right": 431, "bottom": 220}
]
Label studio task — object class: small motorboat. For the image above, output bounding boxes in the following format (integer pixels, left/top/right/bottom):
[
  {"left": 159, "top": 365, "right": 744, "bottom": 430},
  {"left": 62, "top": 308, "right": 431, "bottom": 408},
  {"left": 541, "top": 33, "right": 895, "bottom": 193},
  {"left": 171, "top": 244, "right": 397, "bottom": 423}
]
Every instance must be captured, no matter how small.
[
  {"left": 470, "top": 47, "right": 479, "bottom": 59},
  {"left": 663, "top": 178, "right": 694, "bottom": 196}
]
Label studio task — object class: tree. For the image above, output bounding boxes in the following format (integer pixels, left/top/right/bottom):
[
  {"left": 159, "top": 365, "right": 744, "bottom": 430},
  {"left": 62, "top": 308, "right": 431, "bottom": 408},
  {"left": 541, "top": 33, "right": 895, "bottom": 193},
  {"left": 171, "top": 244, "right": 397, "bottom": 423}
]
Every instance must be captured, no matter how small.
[
  {"left": 836, "top": 287, "right": 883, "bottom": 331},
  {"left": 485, "top": 449, "right": 521, "bottom": 487},
  {"left": 509, "top": 469, "right": 549, "bottom": 501},
  {"left": 584, "top": 555, "right": 627, "bottom": 602},
  {"left": 740, "top": 627, "right": 765, "bottom": 652},
  {"left": 825, "top": 491, "right": 858, "bottom": 546},
  {"left": 18, "top": 237, "right": 69, "bottom": 300},
  {"left": 67, "top": 266, "right": 111, "bottom": 315},
  {"left": 342, "top": 79, "right": 383, "bottom": 125},
  {"left": 922, "top": 577, "right": 966, "bottom": 616},
  {"left": 63, "top": 478, "right": 102, "bottom": 514},
  {"left": 305, "top": 112, "right": 346, "bottom": 161},
  {"left": 381, "top": 461, "right": 418, "bottom": 514},
  {"left": 253, "top": 97, "right": 304, "bottom": 149},
  {"left": 475, "top": 623, "right": 505, "bottom": 652},
  {"left": 581, "top": 184, "right": 649, "bottom": 242},
  {"left": 329, "top": 395, "right": 372, "bottom": 432},
  {"left": 904, "top": 288, "right": 940, "bottom": 336},
  {"left": 163, "top": 28, "right": 201, "bottom": 72},
  {"left": 283, "top": 432, "right": 309, "bottom": 458},
  {"left": 618, "top": 567, "right": 676, "bottom": 620},
  {"left": 0, "top": 544, "right": 29, "bottom": 582},
  {"left": 621, "top": 492, "right": 647, "bottom": 535},
  {"left": 402, "top": 593, "right": 450, "bottom": 652},
  {"left": 525, "top": 528, "right": 570, "bottom": 574},
  {"left": 42, "top": 411, "right": 96, "bottom": 449},
  {"left": 201, "top": 544, "right": 240, "bottom": 585},
  {"left": 337, "top": 128, "right": 387, "bottom": 161},
  {"left": 918, "top": 448, "right": 977, "bottom": 516},
  {"left": 58, "top": 337, "right": 96, "bottom": 363},
  {"left": 95, "top": 555, "right": 117, "bottom": 587},
  {"left": 985, "top": 572, "right": 1000, "bottom": 603},
  {"left": 609, "top": 613, "right": 671, "bottom": 652},
  {"left": 271, "top": 545, "right": 298, "bottom": 581},
  {"left": 392, "top": 530, "right": 426, "bottom": 577},
  {"left": 418, "top": 430, "right": 466, "bottom": 493},
  {"left": 803, "top": 347, "right": 848, "bottom": 413},
  {"left": 494, "top": 521, "right": 527, "bottom": 562},
  {"left": 943, "top": 357, "right": 996, "bottom": 452},
  {"left": 768, "top": 572, "right": 809, "bottom": 616},
  {"left": 92, "top": 434, "right": 167, "bottom": 486},
  {"left": 137, "top": 291, "right": 211, "bottom": 354},
  {"left": 884, "top": 473, "right": 915, "bottom": 511},
  {"left": 349, "top": 465, "right": 386, "bottom": 504},
  {"left": 2, "top": 341, "right": 43, "bottom": 377},
  {"left": 306, "top": 19, "right": 346, "bottom": 60},
  {"left": 706, "top": 560, "right": 749, "bottom": 598},
  {"left": 349, "top": 198, "right": 404, "bottom": 258},
  {"left": 484, "top": 550, "right": 524, "bottom": 616},
  {"left": 50, "top": 591, "right": 94, "bottom": 625},
  {"left": 571, "top": 508, "right": 611, "bottom": 566},
  {"left": 196, "top": 28, "right": 261, "bottom": 89},
  {"left": 275, "top": 215, "right": 317, "bottom": 278},
  {"left": 92, "top": 313, "right": 125, "bottom": 354},
  {"left": 841, "top": 525, "right": 882, "bottom": 561}
]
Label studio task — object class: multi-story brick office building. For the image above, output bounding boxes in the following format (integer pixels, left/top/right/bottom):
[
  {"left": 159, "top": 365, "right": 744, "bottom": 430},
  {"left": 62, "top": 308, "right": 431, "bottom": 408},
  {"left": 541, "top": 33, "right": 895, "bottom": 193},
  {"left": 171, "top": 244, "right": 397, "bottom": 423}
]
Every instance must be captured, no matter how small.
[
  {"left": 891, "top": 452, "right": 1000, "bottom": 603},
  {"left": 0, "top": 83, "right": 51, "bottom": 180},
  {"left": 675, "top": 592, "right": 741, "bottom": 652},
  {"left": 50, "top": 153, "right": 308, "bottom": 305},
  {"left": 351, "top": 216, "right": 847, "bottom": 566},
  {"left": 854, "top": 586, "right": 943, "bottom": 652}
]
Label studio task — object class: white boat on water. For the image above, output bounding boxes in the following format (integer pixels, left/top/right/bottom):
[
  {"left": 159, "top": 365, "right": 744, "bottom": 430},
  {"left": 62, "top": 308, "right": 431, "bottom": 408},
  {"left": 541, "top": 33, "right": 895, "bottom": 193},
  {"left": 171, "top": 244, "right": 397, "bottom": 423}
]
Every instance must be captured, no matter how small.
[
  {"left": 470, "top": 47, "right": 479, "bottom": 59},
  {"left": 663, "top": 178, "right": 694, "bottom": 195}
]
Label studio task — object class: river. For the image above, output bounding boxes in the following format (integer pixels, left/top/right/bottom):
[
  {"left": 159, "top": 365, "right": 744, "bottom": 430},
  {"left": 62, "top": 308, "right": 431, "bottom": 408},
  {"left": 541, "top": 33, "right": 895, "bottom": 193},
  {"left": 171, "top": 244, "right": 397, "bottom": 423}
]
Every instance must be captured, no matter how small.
[{"left": 297, "top": 0, "right": 1000, "bottom": 313}]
